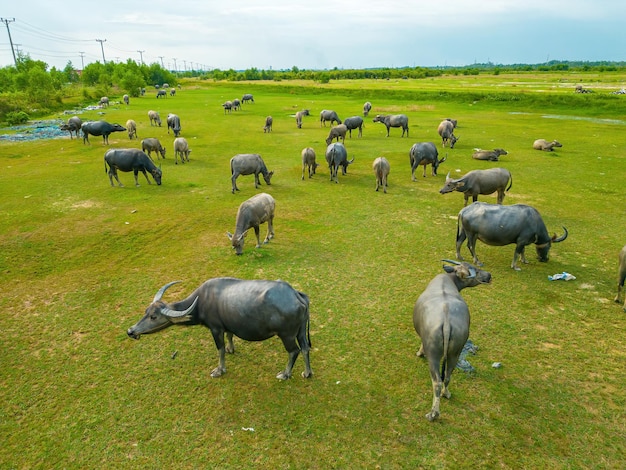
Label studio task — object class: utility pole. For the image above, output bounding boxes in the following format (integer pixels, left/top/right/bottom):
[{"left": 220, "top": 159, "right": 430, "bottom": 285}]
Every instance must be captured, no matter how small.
[
  {"left": 79, "top": 52, "right": 85, "bottom": 70},
  {"left": 0, "top": 17, "right": 17, "bottom": 67},
  {"left": 137, "top": 50, "right": 145, "bottom": 65},
  {"left": 172, "top": 57, "right": 177, "bottom": 73},
  {"left": 183, "top": 60, "right": 187, "bottom": 71},
  {"left": 158, "top": 56, "right": 164, "bottom": 68},
  {"left": 95, "top": 38, "right": 107, "bottom": 63}
]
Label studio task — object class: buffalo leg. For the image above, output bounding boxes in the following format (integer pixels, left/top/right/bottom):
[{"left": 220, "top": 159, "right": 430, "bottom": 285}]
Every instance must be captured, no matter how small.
[
  {"left": 465, "top": 234, "right": 483, "bottom": 266},
  {"left": 140, "top": 169, "right": 152, "bottom": 185},
  {"left": 497, "top": 190, "right": 505, "bottom": 204},
  {"left": 254, "top": 173, "right": 260, "bottom": 188},
  {"left": 210, "top": 330, "right": 227, "bottom": 378},
  {"left": 456, "top": 229, "right": 467, "bottom": 261},
  {"left": 297, "top": 328, "right": 313, "bottom": 378},
  {"left": 231, "top": 174, "right": 239, "bottom": 194},
  {"left": 264, "top": 218, "right": 274, "bottom": 244},
  {"left": 225, "top": 332, "right": 235, "bottom": 354},
  {"left": 277, "top": 336, "right": 300, "bottom": 380},
  {"left": 511, "top": 245, "right": 528, "bottom": 270},
  {"left": 109, "top": 170, "right": 123, "bottom": 187},
  {"left": 253, "top": 226, "right": 262, "bottom": 248},
  {"left": 426, "top": 360, "right": 443, "bottom": 421}
]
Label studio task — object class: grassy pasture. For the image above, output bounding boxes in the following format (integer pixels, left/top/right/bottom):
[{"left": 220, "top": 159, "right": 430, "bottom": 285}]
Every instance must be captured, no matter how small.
[{"left": 1, "top": 73, "right": 625, "bottom": 469}]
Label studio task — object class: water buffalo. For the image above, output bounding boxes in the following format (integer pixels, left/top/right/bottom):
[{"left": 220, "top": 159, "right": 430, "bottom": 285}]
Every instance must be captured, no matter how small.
[
  {"left": 127, "top": 278, "right": 312, "bottom": 380},
  {"left": 409, "top": 142, "right": 447, "bottom": 181},
  {"left": 373, "top": 114, "right": 409, "bottom": 137},
  {"left": 456, "top": 202, "right": 568, "bottom": 270},
  {"left": 533, "top": 139, "right": 563, "bottom": 151},
  {"left": 472, "top": 148, "right": 508, "bottom": 161},
  {"left": 60, "top": 116, "right": 82, "bottom": 139},
  {"left": 104, "top": 148, "right": 162, "bottom": 187},
  {"left": 344, "top": 116, "right": 364, "bottom": 138},
  {"left": 615, "top": 245, "right": 626, "bottom": 311},
  {"left": 169, "top": 89, "right": 176, "bottom": 97},
  {"left": 148, "top": 110, "right": 161, "bottom": 127},
  {"left": 263, "top": 116, "right": 273, "bottom": 133},
  {"left": 301, "top": 147, "right": 318, "bottom": 180},
  {"left": 232, "top": 98, "right": 240, "bottom": 110},
  {"left": 141, "top": 138, "right": 166, "bottom": 160},
  {"left": 440, "top": 168, "right": 512, "bottom": 206},
  {"left": 373, "top": 156, "right": 390, "bottom": 193},
  {"left": 81, "top": 121, "right": 126, "bottom": 145},
  {"left": 125, "top": 119, "right": 137, "bottom": 140},
  {"left": 123, "top": 94, "right": 130, "bottom": 105},
  {"left": 156, "top": 89, "right": 167, "bottom": 98},
  {"left": 325, "top": 124, "right": 347, "bottom": 145},
  {"left": 242, "top": 93, "right": 254, "bottom": 103},
  {"left": 320, "top": 110, "right": 342, "bottom": 127},
  {"left": 227, "top": 192, "right": 275, "bottom": 255},
  {"left": 222, "top": 101, "right": 233, "bottom": 114},
  {"left": 167, "top": 113, "right": 181, "bottom": 137},
  {"left": 99, "top": 96, "right": 109, "bottom": 107},
  {"left": 413, "top": 260, "right": 491, "bottom": 421},
  {"left": 173, "top": 137, "right": 191, "bottom": 164},
  {"left": 230, "top": 153, "right": 274, "bottom": 193},
  {"left": 295, "top": 109, "right": 310, "bottom": 128},
  {"left": 363, "top": 101, "right": 372, "bottom": 117},
  {"left": 325, "top": 142, "right": 354, "bottom": 183},
  {"left": 437, "top": 120, "right": 458, "bottom": 148}
]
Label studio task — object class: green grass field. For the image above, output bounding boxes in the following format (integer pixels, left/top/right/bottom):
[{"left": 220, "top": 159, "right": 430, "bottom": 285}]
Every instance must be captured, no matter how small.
[{"left": 1, "top": 73, "right": 625, "bottom": 468}]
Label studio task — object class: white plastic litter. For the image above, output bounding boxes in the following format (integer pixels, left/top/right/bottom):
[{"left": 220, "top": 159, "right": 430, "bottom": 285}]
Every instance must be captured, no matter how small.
[{"left": 548, "top": 272, "right": 576, "bottom": 281}]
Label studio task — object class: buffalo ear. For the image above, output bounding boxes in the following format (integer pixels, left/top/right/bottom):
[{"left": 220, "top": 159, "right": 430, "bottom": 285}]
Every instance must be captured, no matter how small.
[
  {"left": 226, "top": 231, "right": 233, "bottom": 240},
  {"left": 443, "top": 265, "right": 455, "bottom": 273}
]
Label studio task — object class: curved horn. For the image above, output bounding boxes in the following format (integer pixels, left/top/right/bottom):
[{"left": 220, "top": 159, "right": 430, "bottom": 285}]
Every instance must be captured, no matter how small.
[
  {"left": 442, "top": 259, "right": 461, "bottom": 265},
  {"left": 348, "top": 157, "right": 355, "bottom": 164},
  {"left": 467, "top": 266, "right": 476, "bottom": 279},
  {"left": 552, "top": 227, "right": 568, "bottom": 243},
  {"left": 162, "top": 296, "right": 199, "bottom": 319},
  {"left": 152, "top": 281, "right": 181, "bottom": 303}
]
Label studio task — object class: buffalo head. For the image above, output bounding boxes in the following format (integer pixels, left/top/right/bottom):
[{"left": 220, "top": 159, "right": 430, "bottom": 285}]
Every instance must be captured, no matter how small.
[
  {"left": 535, "top": 227, "right": 568, "bottom": 262},
  {"left": 442, "top": 259, "right": 492, "bottom": 289}
]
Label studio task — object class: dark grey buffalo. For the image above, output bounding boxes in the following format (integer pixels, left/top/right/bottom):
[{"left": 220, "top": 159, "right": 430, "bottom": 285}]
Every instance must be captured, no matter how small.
[
  {"left": 363, "top": 101, "right": 372, "bottom": 117},
  {"left": 295, "top": 109, "right": 310, "bottom": 128},
  {"left": 81, "top": 121, "right": 126, "bottom": 145},
  {"left": 325, "top": 142, "right": 354, "bottom": 183},
  {"left": 60, "top": 116, "right": 82, "bottom": 139},
  {"left": 343, "top": 116, "right": 364, "bottom": 138},
  {"left": 301, "top": 147, "right": 318, "bottom": 180},
  {"left": 222, "top": 101, "right": 233, "bottom": 113},
  {"left": 440, "top": 168, "right": 512, "bottom": 206},
  {"left": 127, "top": 278, "right": 312, "bottom": 380},
  {"left": 615, "top": 245, "right": 626, "bottom": 311},
  {"left": 409, "top": 142, "right": 447, "bottom": 181},
  {"left": 437, "top": 120, "right": 458, "bottom": 148},
  {"left": 230, "top": 153, "right": 274, "bottom": 193},
  {"left": 373, "top": 114, "right": 409, "bottom": 137},
  {"left": 232, "top": 98, "right": 241, "bottom": 110},
  {"left": 166, "top": 113, "right": 181, "bottom": 137},
  {"left": 123, "top": 94, "right": 130, "bottom": 105},
  {"left": 413, "top": 260, "right": 491, "bottom": 421},
  {"left": 148, "top": 110, "right": 162, "bottom": 127},
  {"left": 325, "top": 124, "right": 347, "bottom": 145},
  {"left": 156, "top": 89, "right": 167, "bottom": 98},
  {"left": 373, "top": 156, "right": 390, "bottom": 193},
  {"left": 320, "top": 110, "right": 342, "bottom": 127},
  {"left": 242, "top": 93, "right": 254, "bottom": 103},
  {"left": 472, "top": 148, "right": 508, "bottom": 161},
  {"left": 99, "top": 96, "right": 109, "bottom": 107},
  {"left": 141, "top": 138, "right": 166, "bottom": 160},
  {"left": 104, "top": 148, "right": 162, "bottom": 187},
  {"left": 533, "top": 139, "right": 563, "bottom": 151},
  {"left": 456, "top": 202, "right": 568, "bottom": 270},
  {"left": 227, "top": 192, "right": 275, "bottom": 255}
]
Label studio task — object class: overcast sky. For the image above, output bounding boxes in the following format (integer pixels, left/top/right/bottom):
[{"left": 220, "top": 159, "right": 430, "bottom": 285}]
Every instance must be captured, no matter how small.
[{"left": 1, "top": 1, "right": 623, "bottom": 71}]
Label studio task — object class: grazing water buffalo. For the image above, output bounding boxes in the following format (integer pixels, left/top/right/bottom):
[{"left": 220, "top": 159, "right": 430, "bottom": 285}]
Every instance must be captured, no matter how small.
[
  {"left": 230, "top": 153, "right": 274, "bottom": 193},
  {"left": 81, "top": 121, "right": 126, "bottom": 145},
  {"left": 125, "top": 119, "right": 137, "bottom": 140},
  {"left": 167, "top": 113, "right": 181, "bottom": 137},
  {"left": 363, "top": 101, "right": 372, "bottom": 117},
  {"left": 123, "top": 94, "right": 129, "bottom": 105},
  {"left": 325, "top": 142, "right": 354, "bottom": 183},
  {"left": 456, "top": 202, "right": 568, "bottom": 270},
  {"left": 156, "top": 89, "right": 167, "bottom": 98},
  {"left": 295, "top": 109, "right": 310, "bottom": 128},
  {"left": 141, "top": 138, "right": 166, "bottom": 160},
  {"left": 409, "top": 142, "right": 447, "bottom": 181},
  {"left": 148, "top": 110, "right": 161, "bottom": 127},
  {"left": 104, "top": 148, "right": 162, "bottom": 187},
  {"left": 533, "top": 139, "right": 563, "bottom": 151},
  {"left": 169, "top": 89, "right": 176, "bottom": 97},
  {"left": 413, "top": 260, "right": 491, "bottom": 421},
  {"left": 60, "top": 116, "right": 82, "bottom": 139},
  {"left": 373, "top": 156, "right": 390, "bottom": 193},
  {"left": 222, "top": 101, "right": 233, "bottom": 113},
  {"left": 615, "top": 245, "right": 626, "bottom": 311},
  {"left": 227, "top": 192, "right": 275, "bottom": 255},
  {"left": 99, "top": 96, "right": 109, "bottom": 107},
  {"left": 263, "top": 116, "right": 273, "bottom": 133},
  {"left": 232, "top": 98, "right": 240, "bottom": 110},
  {"left": 173, "top": 137, "right": 191, "bottom": 164},
  {"left": 437, "top": 120, "right": 458, "bottom": 148},
  {"left": 472, "top": 148, "right": 508, "bottom": 161},
  {"left": 343, "top": 116, "right": 364, "bottom": 138},
  {"left": 301, "top": 147, "right": 318, "bottom": 180},
  {"left": 242, "top": 93, "right": 254, "bottom": 103},
  {"left": 325, "top": 124, "right": 347, "bottom": 145},
  {"left": 373, "top": 114, "right": 409, "bottom": 137},
  {"left": 127, "top": 278, "right": 312, "bottom": 380},
  {"left": 440, "top": 168, "right": 512, "bottom": 206},
  {"left": 320, "top": 110, "right": 342, "bottom": 127}
]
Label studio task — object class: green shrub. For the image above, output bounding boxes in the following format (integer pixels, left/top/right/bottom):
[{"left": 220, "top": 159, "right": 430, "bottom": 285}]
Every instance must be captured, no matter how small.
[{"left": 5, "top": 110, "right": 29, "bottom": 125}]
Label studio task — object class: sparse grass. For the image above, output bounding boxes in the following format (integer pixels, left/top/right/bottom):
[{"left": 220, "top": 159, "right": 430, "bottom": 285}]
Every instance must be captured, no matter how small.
[{"left": 1, "top": 73, "right": 625, "bottom": 469}]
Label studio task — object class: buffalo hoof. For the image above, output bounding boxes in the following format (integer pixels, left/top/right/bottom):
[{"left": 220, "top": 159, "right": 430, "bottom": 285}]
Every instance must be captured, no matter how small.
[
  {"left": 276, "top": 371, "right": 292, "bottom": 380},
  {"left": 301, "top": 370, "right": 313, "bottom": 379},
  {"left": 210, "top": 366, "right": 226, "bottom": 378},
  {"left": 425, "top": 410, "right": 440, "bottom": 422}
]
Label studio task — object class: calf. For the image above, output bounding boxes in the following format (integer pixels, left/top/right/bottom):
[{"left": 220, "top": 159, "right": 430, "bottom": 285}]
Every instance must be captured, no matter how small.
[
  {"left": 533, "top": 139, "right": 562, "bottom": 151},
  {"left": 230, "top": 153, "right": 274, "bottom": 193},
  {"left": 372, "top": 156, "right": 390, "bottom": 193},
  {"left": 141, "top": 138, "right": 166, "bottom": 160},
  {"left": 227, "top": 192, "right": 276, "bottom": 255},
  {"left": 325, "top": 124, "right": 347, "bottom": 145},
  {"left": 301, "top": 147, "right": 318, "bottom": 180},
  {"left": 125, "top": 119, "right": 137, "bottom": 140},
  {"left": 440, "top": 168, "right": 513, "bottom": 206},
  {"left": 104, "top": 148, "right": 162, "bottom": 187},
  {"left": 437, "top": 120, "right": 458, "bottom": 148},
  {"left": 413, "top": 260, "right": 491, "bottom": 421},
  {"left": 263, "top": 116, "right": 273, "bottom": 133},
  {"left": 615, "top": 245, "right": 626, "bottom": 311},
  {"left": 472, "top": 148, "right": 508, "bottom": 161},
  {"left": 173, "top": 137, "right": 191, "bottom": 164}
]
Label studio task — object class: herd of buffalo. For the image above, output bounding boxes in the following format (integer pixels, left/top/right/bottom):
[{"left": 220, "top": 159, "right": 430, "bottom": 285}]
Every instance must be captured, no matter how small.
[{"left": 60, "top": 90, "right": 624, "bottom": 421}]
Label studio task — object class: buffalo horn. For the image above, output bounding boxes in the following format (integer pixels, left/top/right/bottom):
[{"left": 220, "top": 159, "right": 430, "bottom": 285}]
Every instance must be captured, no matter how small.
[
  {"left": 442, "top": 259, "right": 461, "bottom": 265},
  {"left": 162, "top": 296, "right": 199, "bottom": 319},
  {"left": 552, "top": 227, "right": 568, "bottom": 243},
  {"left": 152, "top": 280, "right": 182, "bottom": 303}
]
